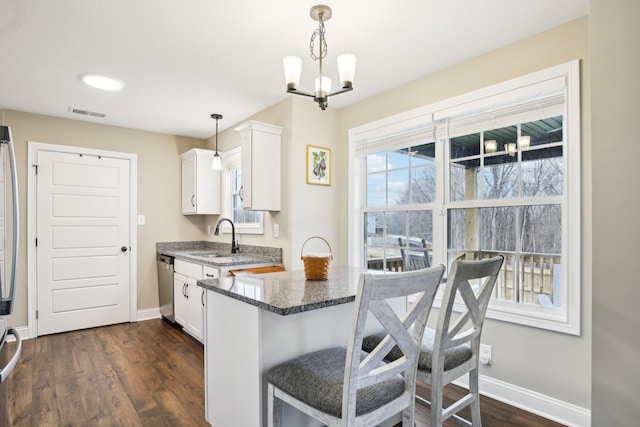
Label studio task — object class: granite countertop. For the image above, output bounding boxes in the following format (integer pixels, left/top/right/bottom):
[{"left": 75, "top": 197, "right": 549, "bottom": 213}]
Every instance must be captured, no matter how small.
[
  {"left": 198, "top": 266, "right": 366, "bottom": 316},
  {"left": 156, "top": 241, "right": 282, "bottom": 268}
]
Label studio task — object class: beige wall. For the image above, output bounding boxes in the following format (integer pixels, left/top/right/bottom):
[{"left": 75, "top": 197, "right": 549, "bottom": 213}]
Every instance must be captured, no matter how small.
[
  {"left": 590, "top": 0, "right": 640, "bottom": 424},
  {"left": 338, "top": 18, "right": 591, "bottom": 409},
  {"left": 203, "top": 96, "right": 341, "bottom": 271},
  {"left": 1, "top": 109, "right": 205, "bottom": 327}
]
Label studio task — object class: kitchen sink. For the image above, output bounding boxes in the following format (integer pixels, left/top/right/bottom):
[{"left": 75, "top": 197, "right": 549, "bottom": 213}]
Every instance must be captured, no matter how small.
[{"left": 188, "top": 251, "right": 228, "bottom": 258}]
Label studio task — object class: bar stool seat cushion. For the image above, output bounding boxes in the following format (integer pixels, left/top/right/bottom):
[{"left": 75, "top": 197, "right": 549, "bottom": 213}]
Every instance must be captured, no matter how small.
[
  {"left": 362, "top": 328, "right": 472, "bottom": 373},
  {"left": 266, "top": 346, "right": 405, "bottom": 418}
]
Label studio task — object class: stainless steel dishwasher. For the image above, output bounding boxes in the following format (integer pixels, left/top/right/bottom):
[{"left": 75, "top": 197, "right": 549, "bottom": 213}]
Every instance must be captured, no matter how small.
[{"left": 157, "top": 253, "right": 175, "bottom": 322}]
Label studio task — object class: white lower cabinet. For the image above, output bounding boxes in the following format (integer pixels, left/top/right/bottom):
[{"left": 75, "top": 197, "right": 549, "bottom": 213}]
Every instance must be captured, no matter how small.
[
  {"left": 174, "top": 260, "right": 220, "bottom": 343},
  {"left": 173, "top": 272, "right": 190, "bottom": 330}
]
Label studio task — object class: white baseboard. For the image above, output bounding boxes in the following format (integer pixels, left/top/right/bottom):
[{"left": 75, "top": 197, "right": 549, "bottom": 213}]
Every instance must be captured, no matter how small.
[
  {"left": 136, "top": 307, "right": 162, "bottom": 322},
  {"left": 10, "top": 308, "right": 163, "bottom": 341},
  {"left": 5, "top": 325, "right": 32, "bottom": 341},
  {"left": 454, "top": 374, "right": 591, "bottom": 427}
]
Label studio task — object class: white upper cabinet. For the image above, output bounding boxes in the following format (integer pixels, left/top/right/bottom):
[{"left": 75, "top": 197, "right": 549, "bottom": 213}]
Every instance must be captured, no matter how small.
[
  {"left": 235, "top": 121, "right": 283, "bottom": 211},
  {"left": 180, "top": 148, "right": 221, "bottom": 215}
]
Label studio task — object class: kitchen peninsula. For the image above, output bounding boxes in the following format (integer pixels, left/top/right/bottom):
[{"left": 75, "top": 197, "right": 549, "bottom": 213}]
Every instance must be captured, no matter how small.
[{"left": 198, "top": 267, "right": 405, "bottom": 427}]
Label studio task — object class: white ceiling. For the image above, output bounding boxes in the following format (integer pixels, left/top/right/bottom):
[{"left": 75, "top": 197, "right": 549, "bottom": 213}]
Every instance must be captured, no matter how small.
[{"left": 0, "top": 0, "right": 588, "bottom": 139}]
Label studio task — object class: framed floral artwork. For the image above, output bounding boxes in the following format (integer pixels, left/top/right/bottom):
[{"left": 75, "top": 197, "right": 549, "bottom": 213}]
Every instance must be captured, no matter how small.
[{"left": 306, "top": 145, "right": 331, "bottom": 186}]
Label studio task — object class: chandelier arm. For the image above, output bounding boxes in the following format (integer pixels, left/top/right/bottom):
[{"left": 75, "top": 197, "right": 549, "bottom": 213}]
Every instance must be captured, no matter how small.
[
  {"left": 326, "top": 86, "right": 354, "bottom": 98},
  {"left": 287, "top": 88, "right": 316, "bottom": 98}
]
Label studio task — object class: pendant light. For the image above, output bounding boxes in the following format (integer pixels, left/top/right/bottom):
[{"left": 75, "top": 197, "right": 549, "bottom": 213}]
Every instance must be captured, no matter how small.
[{"left": 211, "top": 113, "right": 223, "bottom": 170}]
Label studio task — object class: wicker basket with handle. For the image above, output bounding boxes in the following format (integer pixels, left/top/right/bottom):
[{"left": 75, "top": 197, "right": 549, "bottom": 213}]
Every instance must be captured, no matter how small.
[{"left": 300, "top": 236, "right": 333, "bottom": 280}]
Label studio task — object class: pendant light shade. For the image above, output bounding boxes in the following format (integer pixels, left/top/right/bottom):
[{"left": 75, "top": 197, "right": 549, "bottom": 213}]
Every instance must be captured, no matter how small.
[{"left": 211, "top": 113, "right": 223, "bottom": 170}]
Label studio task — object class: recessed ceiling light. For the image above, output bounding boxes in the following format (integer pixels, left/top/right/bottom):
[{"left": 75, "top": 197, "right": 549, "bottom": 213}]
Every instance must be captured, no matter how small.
[{"left": 81, "top": 74, "right": 124, "bottom": 91}]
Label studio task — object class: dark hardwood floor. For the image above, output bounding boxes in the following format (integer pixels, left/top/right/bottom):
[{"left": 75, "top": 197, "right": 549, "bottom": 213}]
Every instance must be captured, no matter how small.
[{"left": 0, "top": 320, "right": 564, "bottom": 426}]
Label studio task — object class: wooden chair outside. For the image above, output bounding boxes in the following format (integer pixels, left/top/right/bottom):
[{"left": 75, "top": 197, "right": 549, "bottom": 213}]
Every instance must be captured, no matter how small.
[
  {"left": 398, "top": 237, "right": 431, "bottom": 271},
  {"left": 266, "top": 264, "right": 445, "bottom": 427}
]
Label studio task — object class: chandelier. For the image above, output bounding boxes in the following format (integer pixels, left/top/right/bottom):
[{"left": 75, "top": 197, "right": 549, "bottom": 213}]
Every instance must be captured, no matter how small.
[{"left": 283, "top": 5, "right": 356, "bottom": 110}]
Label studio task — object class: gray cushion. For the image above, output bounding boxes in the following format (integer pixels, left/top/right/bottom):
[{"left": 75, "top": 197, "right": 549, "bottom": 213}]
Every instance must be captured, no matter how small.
[
  {"left": 266, "top": 347, "right": 405, "bottom": 418},
  {"left": 362, "top": 328, "right": 472, "bottom": 372}
]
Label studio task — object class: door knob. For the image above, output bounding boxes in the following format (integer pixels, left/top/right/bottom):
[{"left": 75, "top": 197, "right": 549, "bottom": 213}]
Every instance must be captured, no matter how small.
[{"left": 121, "top": 246, "right": 128, "bottom": 253}]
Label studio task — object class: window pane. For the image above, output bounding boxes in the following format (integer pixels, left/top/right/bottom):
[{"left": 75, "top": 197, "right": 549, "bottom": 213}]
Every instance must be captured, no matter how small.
[
  {"left": 451, "top": 133, "right": 480, "bottom": 159},
  {"left": 230, "top": 165, "right": 262, "bottom": 227},
  {"left": 388, "top": 149, "right": 410, "bottom": 170},
  {"left": 387, "top": 169, "right": 409, "bottom": 206},
  {"left": 365, "top": 212, "right": 403, "bottom": 272},
  {"left": 482, "top": 157, "right": 518, "bottom": 199},
  {"left": 450, "top": 132, "right": 482, "bottom": 202},
  {"left": 521, "top": 147, "right": 563, "bottom": 197},
  {"left": 364, "top": 210, "right": 434, "bottom": 272},
  {"left": 521, "top": 204, "right": 562, "bottom": 254},
  {"left": 522, "top": 116, "right": 563, "bottom": 149},
  {"left": 450, "top": 164, "right": 464, "bottom": 202},
  {"left": 411, "top": 165, "right": 436, "bottom": 204},
  {"left": 366, "top": 172, "right": 386, "bottom": 207},
  {"left": 448, "top": 206, "right": 562, "bottom": 306},
  {"left": 366, "top": 152, "right": 387, "bottom": 173}
]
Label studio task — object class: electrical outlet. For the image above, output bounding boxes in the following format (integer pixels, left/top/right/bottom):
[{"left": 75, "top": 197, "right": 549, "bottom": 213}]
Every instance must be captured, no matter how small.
[
  {"left": 273, "top": 224, "right": 280, "bottom": 238},
  {"left": 479, "top": 344, "right": 492, "bottom": 365}
]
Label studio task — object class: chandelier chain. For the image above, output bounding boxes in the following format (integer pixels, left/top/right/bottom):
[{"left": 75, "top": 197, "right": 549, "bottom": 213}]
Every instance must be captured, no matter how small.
[{"left": 309, "top": 16, "right": 327, "bottom": 61}]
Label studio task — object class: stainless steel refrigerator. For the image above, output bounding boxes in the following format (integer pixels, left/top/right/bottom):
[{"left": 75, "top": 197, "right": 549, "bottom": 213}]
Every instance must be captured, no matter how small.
[{"left": 0, "top": 125, "right": 21, "bottom": 383}]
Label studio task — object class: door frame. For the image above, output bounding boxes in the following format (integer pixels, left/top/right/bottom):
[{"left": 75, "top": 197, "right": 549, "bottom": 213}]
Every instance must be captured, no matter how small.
[{"left": 27, "top": 141, "right": 138, "bottom": 338}]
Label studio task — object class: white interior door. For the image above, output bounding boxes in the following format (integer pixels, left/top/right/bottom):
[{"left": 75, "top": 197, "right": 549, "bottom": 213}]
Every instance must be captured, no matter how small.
[{"left": 36, "top": 150, "right": 131, "bottom": 335}]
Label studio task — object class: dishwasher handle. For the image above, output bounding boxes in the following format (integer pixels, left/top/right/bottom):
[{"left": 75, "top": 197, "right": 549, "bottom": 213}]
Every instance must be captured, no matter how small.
[{"left": 157, "top": 254, "right": 174, "bottom": 265}]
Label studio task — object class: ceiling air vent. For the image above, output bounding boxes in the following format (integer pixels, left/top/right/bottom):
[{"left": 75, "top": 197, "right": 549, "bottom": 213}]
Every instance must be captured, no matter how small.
[{"left": 68, "top": 107, "right": 106, "bottom": 118}]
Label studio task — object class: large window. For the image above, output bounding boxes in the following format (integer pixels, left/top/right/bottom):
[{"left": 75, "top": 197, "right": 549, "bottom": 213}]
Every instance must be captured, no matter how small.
[{"left": 349, "top": 61, "right": 580, "bottom": 334}]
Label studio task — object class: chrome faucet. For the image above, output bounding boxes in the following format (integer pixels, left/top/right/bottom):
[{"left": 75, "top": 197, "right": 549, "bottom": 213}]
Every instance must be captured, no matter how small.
[{"left": 214, "top": 217, "right": 239, "bottom": 254}]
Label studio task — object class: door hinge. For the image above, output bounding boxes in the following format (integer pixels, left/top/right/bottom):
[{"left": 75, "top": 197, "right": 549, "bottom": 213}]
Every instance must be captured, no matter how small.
[
  {"left": 35, "top": 238, "right": 38, "bottom": 247},
  {"left": 33, "top": 164, "right": 38, "bottom": 175},
  {"left": 36, "top": 310, "right": 39, "bottom": 319}
]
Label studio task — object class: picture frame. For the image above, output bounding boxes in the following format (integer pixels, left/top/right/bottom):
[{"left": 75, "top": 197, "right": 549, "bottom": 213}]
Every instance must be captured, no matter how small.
[{"left": 306, "top": 145, "right": 331, "bottom": 186}]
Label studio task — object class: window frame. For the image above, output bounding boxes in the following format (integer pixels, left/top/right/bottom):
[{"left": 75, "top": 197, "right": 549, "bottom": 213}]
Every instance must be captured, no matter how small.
[
  {"left": 220, "top": 147, "right": 264, "bottom": 235},
  {"left": 348, "top": 61, "right": 581, "bottom": 335}
]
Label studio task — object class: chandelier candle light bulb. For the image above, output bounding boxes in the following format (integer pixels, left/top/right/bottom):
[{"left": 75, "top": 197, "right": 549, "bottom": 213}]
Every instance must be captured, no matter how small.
[{"left": 283, "top": 56, "right": 302, "bottom": 90}]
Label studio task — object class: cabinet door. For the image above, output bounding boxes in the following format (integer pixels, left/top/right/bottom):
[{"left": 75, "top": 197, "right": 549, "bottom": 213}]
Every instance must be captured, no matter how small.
[
  {"left": 181, "top": 148, "right": 221, "bottom": 215},
  {"left": 236, "top": 121, "right": 282, "bottom": 211},
  {"left": 240, "top": 131, "right": 253, "bottom": 209},
  {"left": 173, "top": 273, "right": 189, "bottom": 327},
  {"left": 181, "top": 155, "right": 196, "bottom": 214},
  {"left": 186, "top": 279, "right": 204, "bottom": 342}
]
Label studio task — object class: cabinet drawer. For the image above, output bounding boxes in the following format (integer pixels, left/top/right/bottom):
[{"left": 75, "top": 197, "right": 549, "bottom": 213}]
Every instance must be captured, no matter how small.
[
  {"left": 203, "top": 266, "right": 220, "bottom": 279},
  {"left": 175, "top": 260, "right": 203, "bottom": 279}
]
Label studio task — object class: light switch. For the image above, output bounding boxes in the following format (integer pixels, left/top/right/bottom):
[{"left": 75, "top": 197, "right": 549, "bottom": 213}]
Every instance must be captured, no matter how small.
[
  {"left": 137, "top": 214, "right": 146, "bottom": 226},
  {"left": 273, "top": 224, "right": 279, "bottom": 238}
]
